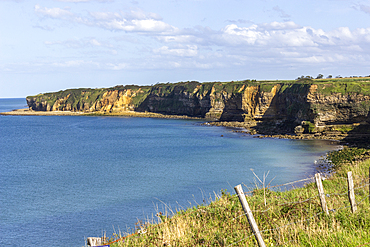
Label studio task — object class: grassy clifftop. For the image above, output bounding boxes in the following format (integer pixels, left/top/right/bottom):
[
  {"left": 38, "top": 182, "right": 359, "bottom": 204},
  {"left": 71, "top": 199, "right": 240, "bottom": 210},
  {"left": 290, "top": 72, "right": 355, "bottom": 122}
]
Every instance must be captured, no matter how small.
[{"left": 313, "top": 78, "right": 370, "bottom": 96}]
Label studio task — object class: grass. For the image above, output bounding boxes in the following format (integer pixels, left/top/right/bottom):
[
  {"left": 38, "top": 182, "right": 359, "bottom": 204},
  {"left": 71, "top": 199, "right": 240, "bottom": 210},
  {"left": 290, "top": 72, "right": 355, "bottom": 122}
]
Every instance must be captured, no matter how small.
[
  {"left": 314, "top": 78, "right": 370, "bottom": 96},
  {"left": 106, "top": 147, "right": 370, "bottom": 246},
  {"left": 331, "top": 125, "right": 355, "bottom": 134}
]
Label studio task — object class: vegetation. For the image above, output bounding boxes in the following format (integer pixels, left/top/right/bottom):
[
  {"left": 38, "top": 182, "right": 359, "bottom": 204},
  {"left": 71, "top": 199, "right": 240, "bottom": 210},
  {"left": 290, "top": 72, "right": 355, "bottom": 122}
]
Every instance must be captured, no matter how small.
[
  {"left": 106, "top": 148, "right": 370, "bottom": 246},
  {"left": 302, "top": 121, "right": 316, "bottom": 133},
  {"left": 313, "top": 78, "right": 370, "bottom": 96},
  {"left": 331, "top": 125, "right": 356, "bottom": 134},
  {"left": 27, "top": 77, "right": 370, "bottom": 113},
  {"left": 27, "top": 87, "right": 108, "bottom": 110},
  {"left": 327, "top": 148, "right": 370, "bottom": 170}
]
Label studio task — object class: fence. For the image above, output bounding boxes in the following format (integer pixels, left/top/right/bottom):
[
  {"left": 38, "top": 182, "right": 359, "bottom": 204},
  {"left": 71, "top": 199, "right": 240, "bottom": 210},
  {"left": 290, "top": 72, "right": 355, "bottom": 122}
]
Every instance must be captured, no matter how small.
[
  {"left": 88, "top": 167, "right": 370, "bottom": 247},
  {"left": 232, "top": 168, "right": 370, "bottom": 247}
]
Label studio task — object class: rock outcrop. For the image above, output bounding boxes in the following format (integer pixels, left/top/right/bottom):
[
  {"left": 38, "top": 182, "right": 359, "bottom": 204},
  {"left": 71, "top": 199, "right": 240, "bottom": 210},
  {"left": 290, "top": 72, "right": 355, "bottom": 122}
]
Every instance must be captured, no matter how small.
[
  {"left": 26, "top": 79, "right": 370, "bottom": 134},
  {"left": 27, "top": 85, "right": 150, "bottom": 113}
]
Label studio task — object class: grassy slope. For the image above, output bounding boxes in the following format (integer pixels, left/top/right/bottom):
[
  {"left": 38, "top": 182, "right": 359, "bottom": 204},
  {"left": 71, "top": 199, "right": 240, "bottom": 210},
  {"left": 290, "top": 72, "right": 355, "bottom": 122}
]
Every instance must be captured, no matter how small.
[{"left": 109, "top": 148, "right": 370, "bottom": 246}]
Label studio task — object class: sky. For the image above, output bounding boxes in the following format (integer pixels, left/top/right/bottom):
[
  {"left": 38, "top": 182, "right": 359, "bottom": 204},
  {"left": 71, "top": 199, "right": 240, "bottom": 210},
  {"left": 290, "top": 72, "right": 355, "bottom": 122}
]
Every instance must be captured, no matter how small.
[{"left": 1, "top": 0, "right": 370, "bottom": 98}]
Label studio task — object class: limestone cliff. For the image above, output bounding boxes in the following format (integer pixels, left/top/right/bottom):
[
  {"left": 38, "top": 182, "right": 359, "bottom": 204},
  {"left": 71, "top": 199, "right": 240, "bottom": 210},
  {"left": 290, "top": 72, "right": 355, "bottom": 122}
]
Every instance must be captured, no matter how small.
[
  {"left": 26, "top": 79, "right": 370, "bottom": 133},
  {"left": 26, "top": 85, "right": 151, "bottom": 113}
]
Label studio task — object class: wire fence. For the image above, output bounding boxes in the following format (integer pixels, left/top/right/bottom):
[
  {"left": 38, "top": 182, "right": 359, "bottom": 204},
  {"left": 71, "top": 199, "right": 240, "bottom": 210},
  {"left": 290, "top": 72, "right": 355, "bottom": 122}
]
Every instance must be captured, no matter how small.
[
  {"left": 88, "top": 169, "right": 370, "bottom": 247},
  {"left": 229, "top": 171, "right": 370, "bottom": 247}
]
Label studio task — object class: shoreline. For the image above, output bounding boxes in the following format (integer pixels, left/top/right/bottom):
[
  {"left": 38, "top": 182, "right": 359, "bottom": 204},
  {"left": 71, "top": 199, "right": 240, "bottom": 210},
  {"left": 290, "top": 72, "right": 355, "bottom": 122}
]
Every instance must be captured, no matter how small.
[
  {"left": 203, "top": 121, "right": 370, "bottom": 148},
  {"left": 202, "top": 121, "right": 348, "bottom": 142},
  {"left": 0, "top": 108, "right": 86, "bottom": 116},
  {"left": 3, "top": 109, "right": 369, "bottom": 147},
  {"left": 0, "top": 108, "right": 204, "bottom": 119},
  {"left": 0, "top": 108, "right": 355, "bottom": 179}
]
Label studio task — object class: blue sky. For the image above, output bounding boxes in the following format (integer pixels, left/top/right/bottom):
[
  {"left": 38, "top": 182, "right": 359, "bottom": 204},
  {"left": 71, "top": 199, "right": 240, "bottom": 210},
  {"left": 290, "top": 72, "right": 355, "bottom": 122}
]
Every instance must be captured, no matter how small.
[{"left": 1, "top": 0, "right": 370, "bottom": 98}]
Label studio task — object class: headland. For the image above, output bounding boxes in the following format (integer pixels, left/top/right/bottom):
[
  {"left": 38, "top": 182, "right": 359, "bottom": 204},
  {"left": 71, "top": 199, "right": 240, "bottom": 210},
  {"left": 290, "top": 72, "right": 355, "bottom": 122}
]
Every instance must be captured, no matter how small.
[{"left": 3, "top": 77, "right": 370, "bottom": 146}]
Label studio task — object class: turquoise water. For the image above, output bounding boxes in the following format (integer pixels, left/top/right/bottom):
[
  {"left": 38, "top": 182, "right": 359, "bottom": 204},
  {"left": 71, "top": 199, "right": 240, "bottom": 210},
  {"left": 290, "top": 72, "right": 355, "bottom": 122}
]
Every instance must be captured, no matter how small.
[{"left": 0, "top": 98, "right": 338, "bottom": 246}]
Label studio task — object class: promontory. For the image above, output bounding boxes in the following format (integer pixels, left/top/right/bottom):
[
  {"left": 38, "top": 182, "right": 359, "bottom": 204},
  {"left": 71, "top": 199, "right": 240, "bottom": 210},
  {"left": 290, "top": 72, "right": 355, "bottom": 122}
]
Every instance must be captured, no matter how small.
[{"left": 6, "top": 77, "right": 370, "bottom": 145}]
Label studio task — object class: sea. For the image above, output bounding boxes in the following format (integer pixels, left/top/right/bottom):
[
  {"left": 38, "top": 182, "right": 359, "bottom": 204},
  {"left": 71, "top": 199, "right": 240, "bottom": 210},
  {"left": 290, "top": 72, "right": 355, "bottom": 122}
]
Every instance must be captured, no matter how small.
[{"left": 0, "top": 98, "right": 339, "bottom": 247}]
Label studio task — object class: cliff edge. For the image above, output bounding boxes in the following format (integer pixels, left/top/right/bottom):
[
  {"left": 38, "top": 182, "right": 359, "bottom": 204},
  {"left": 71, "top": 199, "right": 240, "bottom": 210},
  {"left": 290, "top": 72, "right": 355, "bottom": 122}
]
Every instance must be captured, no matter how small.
[{"left": 26, "top": 78, "right": 370, "bottom": 142}]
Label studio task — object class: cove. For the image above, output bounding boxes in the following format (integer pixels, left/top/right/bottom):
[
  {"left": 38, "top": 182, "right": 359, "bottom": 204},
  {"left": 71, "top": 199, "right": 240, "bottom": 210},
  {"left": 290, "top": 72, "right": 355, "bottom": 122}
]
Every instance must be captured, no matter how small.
[{"left": 0, "top": 98, "right": 338, "bottom": 247}]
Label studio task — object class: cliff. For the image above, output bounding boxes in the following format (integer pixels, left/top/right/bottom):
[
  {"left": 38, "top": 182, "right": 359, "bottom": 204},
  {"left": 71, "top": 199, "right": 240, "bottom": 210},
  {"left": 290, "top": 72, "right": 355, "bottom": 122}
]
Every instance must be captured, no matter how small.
[
  {"left": 26, "top": 78, "right": 370, "bottom": 135},
  {"left": 26, "top": 85, "right": 151, "bottom": 113}
]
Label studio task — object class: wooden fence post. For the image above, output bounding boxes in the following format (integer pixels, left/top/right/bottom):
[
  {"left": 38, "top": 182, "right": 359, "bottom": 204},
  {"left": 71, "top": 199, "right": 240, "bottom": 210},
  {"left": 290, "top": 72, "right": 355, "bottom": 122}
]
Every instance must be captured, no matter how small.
[
  {"left": 315, "top": 173, "right": 329, "bottom": 215},
  {"left": 347, "top": 171, "right": 357, "bottom": 213},
  {"left": 234, "top": 184, "right": 266, "bottom": 247}
]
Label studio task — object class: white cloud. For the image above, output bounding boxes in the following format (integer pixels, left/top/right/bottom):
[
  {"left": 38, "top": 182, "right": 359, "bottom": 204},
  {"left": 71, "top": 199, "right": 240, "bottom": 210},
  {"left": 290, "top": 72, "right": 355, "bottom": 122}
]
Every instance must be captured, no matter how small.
[
  {"left": 30, "top": 2, "right": 370, "bottom": 74},
  {"left": 128, "top": 19, "right": 173, "bottom": 32},
  {"left": 354, "top": 28, "right": 370, "bottom": 42},
  {"left": 89, "top": 11, "right": 121, "bottom": 20},
  {"left": 173, "top": 21, "right": 370, "bottom": 54},
  {"left": 218, "top": 23, "right": 326, "bottom": 47},
  {"left": 35, "top": 5, "right": 175, "bottom": 34},
  {"left": 33, "top": 24, "right": 54, "bottom": 31},
  {"left": 90, "top": 39, "right": 101, "bottom": 46},
  {"left": 133, "top": 20, "right": 370, "bottom": 73},
  {"left": 157, "top": 33, "right": 205, "bottom": 44},
  {"left": 107, "top": 63, "right": 128, "bottom": 70},
  {"left": 89, "top": 11, "right": 174, "bottom": 33},
  {"left": 153, "top": 45, "right": 198, "bottom": 57},
  {"left": 259, "top": 21, "right": 300, "bottom": 30},
  {"left": 124, "top": 9, "right": 162, "bottom": 21},
  {"left": 89, "top": 9, "right": 162, "bottom": 22},
  {"left": 52, "top": 60, "right": 87, "bottom": 67},
  {"left": 293, "top": 56, "right": 328, "bottom": 63},
  {"left": 221, "top": 24, "right": 265, "bottom": 45},
  {"left": 44, "top": 38, "right": 110, "bottom": 48},
  {"left": 330, "top": 27, "right": 353, "bottom": 41},
  {"left": 34, "top": 4, "right": 73, "bottom": 19}
]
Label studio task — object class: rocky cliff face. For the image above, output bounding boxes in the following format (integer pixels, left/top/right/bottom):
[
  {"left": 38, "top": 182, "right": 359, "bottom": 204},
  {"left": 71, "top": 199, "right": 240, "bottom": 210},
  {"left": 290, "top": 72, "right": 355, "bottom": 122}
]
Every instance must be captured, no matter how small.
[
  {"left": 26, "top": 85, "right": 151, "bottom": 113},
  {"left": 135, "top": 82, "right": 213, "bottom": 117},
  {"left": 26, "top": 79, "right": 370, "bottom": 132},
  {"left": 307, "top": 85, "right": 370, "bottom": 124}
]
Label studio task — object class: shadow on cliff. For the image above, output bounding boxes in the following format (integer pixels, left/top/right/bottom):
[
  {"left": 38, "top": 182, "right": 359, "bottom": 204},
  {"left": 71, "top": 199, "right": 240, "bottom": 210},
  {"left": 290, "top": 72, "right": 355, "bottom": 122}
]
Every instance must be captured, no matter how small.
[
  {"left": 219, "top": 94, "right": 245, "bottom": 122},
  {"left": 135, "top": 91, "right": 211, "bottom": 118},
  {"left": 249, "top": 84, "right": 313, "bottom": 135},
  {"left": 341, "top": 111, "right": 370, "bottom": 148},
  {"left": 218, "top": 85, "right": 296, "bottom": 126}
]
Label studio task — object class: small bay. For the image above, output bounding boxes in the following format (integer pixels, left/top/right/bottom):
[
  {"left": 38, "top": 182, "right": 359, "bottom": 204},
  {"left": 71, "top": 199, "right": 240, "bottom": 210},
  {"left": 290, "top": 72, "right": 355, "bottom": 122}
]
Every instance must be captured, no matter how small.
[{"left": 0, "top": 98, "right": 338, "bottom": 247}]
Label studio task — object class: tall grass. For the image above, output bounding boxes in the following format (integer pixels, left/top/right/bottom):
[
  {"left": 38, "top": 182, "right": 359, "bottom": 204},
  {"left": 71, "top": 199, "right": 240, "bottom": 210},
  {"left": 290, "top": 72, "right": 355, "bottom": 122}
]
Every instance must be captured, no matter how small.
[{"left": 109, "top": 149, "right": 370, "bottom": 246}]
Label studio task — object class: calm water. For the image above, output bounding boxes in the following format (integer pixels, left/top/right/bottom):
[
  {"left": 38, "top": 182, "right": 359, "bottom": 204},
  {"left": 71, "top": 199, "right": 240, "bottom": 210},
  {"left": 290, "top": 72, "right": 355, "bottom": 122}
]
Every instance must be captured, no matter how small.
[{"left": 0, "top": 98, "right": 338, "bottom": 247}]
